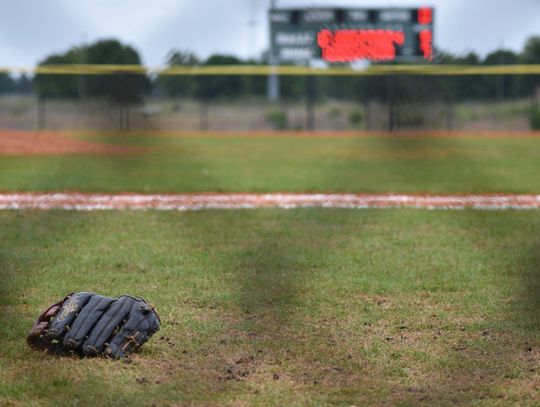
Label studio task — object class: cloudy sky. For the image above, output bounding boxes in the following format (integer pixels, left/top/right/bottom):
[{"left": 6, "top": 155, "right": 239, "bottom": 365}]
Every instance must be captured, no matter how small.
[{"left": 0, "top": 0, "right": 538, "bottom": 66}]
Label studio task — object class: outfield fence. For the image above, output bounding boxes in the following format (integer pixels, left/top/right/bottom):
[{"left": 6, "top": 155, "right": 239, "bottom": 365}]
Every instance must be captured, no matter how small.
[
  {"left": 2, "top": 64, "right": 540, "bottom": 75},
  {"left": 0, "top": 64, "right": 538, "bottom": 132}
]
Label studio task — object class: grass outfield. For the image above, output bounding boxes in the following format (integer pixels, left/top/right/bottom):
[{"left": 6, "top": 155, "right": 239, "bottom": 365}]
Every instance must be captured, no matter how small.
[
  {"left": 2, "top": 132, "right": 540, "bottom": 405},
  {"left": 0, "top": 133, "right": 540, "bottom": 193},
  {"left": 2, "top": 209, "right": 540, "bottom": 405}
]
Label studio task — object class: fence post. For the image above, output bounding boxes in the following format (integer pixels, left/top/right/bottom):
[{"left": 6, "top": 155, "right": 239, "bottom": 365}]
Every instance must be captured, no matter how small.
[
  {"left": 364, "top": 100, "right": 370, "bottom": 131},
  {"left": 119, "top": 105, "right": 124, "bottom": 131},
  {"left": 387, "top": 75, "right": 395, "bottom": 132},
  {"left": 200, "top": 99, "right": 209, "bottom": 131},
  {"left": 305, "top": 76, "right": 316, "bottom": 131},
  {"left": 38, "top": 97, "right": 46, "bottom": 130},
  {"left": 126, "top": 105, "right": 130, "bottom": 131}
]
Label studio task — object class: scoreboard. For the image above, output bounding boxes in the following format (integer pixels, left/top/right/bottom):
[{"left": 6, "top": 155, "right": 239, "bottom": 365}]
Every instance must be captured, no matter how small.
[{"left": 269, "top": 7, "right": 434, "bottom": 64}]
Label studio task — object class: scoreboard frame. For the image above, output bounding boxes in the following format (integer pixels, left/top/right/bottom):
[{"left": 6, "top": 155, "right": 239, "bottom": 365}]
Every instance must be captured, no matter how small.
[{"left": 269, "top": 7, "right": 435, "bottom": 64}]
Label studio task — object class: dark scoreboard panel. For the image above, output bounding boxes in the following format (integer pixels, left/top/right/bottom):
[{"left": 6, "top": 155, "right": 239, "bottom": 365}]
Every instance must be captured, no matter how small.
[{"left": 269, "top": 7, "right": 434, "bottom": 63}]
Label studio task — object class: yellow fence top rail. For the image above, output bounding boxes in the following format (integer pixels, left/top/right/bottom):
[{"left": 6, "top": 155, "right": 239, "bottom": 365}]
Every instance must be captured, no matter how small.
[{"left": 1, "top": 64, "right": 540, "bottom": 76}]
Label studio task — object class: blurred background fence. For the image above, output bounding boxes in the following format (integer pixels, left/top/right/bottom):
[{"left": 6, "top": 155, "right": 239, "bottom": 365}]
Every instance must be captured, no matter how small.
[{"left": 0, "top": 38, "right": 539, "bottom": 133}]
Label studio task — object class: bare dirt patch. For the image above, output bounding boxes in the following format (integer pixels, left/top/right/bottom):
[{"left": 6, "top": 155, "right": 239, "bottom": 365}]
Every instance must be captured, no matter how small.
[{"left": 0, "top": 129, "right": 142, "bottom": 155}]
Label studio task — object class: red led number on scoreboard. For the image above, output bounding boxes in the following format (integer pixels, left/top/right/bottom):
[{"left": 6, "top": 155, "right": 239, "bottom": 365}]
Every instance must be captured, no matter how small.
[
  {"left": 417, "top": 7, "right": 432, "bottom": 25},
  {"left": 419, "top": 29, "right": 433, "bottom": 61},
  {"left": 317, "top": 29, "right": 405, "bottom": 62}
]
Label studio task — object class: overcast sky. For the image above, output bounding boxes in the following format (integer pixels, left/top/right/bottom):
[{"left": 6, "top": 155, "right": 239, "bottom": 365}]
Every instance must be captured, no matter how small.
[{"left": 0, "top": 0, "right": 539, "bottom": 66}]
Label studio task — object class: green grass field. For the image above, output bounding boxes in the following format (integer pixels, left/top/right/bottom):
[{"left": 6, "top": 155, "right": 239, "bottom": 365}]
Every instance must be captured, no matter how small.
[
  {"left": 1, "top": 133, "right": 540, "bottom": 406},
  {"left": 0, "top": 133, "right": 539, "bottom": 193},
  {"left": 2, "top": 210, "right": 540, "bottom": 406}
]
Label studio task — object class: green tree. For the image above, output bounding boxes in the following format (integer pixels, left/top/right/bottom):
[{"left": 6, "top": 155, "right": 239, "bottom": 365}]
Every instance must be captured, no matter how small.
[
  {"left": 15, "top": 74, "right": 33, "bottom": 94},
  {"left": 157, "top": 50, "right": 199, "bottom": 99},
  {"left": 483, "top": 49, "right": 519, "bottom": 99},
  {"left": 195, "top": 54, "right": 244, "bottom": 100},
  {"left": 0, "top": 73, "right": 16, "bottom": 94},
  {"left": 34, "top": 52, "right": 80, "bottom": 99},
  {"left": 521, "top": 36, "right": 540, "bottom": 64},
  {"left": 35, "top": 39, "right": 149, "bottom": 104},
  {"left": 519, "top": 36, "right": 540, "bottom": 97},
  {"left": 452, "top": 52, "right": 485, "bottom": 100},
  {"left": 242, "top": 58, "right": 266, "bottom": 98},
  {"left": 84, "top": 39, "right": 150, "bottom": 104}
]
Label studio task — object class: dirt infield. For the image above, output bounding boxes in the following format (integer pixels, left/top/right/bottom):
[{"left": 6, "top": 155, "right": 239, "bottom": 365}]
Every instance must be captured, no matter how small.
[
  {"left": 1, "top": 193, "right": 540, "bottom": 210},
  {"left": 4, "top": 129, "right": 540, "bottom": 148},
  {"left": 0, "top": 129, "right": 142, "bottom": 155},
  {"left": 74, "top": 129, "right": 540, "bottom": 138}
]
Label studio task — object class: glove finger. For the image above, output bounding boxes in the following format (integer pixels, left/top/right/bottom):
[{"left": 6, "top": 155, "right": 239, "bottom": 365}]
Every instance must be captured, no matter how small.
[
  {"left": 48, "top": 292, "right": 94, "bottom": 338},
  {"left": 63, "top": 295, "right": 115, "bottom": 350},
  {"left": 113, "top": 329, "right": 153, "bottom": 357},
  {"left": 108, "top": 316, "right": 160, "bottom": 358},
  {"left": 106, "top": 300, "right": 160, "bottom": 358},
  {"left": 82, "top": 296, "right": 137, "bottom": 356}
]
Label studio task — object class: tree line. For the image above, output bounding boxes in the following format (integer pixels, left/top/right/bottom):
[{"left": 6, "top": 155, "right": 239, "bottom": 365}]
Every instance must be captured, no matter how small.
[{"left": 0, "top": 36, "right": 538, "bottom": 103}]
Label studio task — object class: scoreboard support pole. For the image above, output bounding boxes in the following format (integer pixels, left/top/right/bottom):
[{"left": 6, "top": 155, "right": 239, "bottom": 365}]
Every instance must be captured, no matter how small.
[
  {"left": 268, "top": 57, "right": 280, "bottom": 102},
  {"left": 269, "top": 7, "right": 435, "bottom": 127},
  {"left": 268, "top": 74, "right": 280, "bottom": 101}
]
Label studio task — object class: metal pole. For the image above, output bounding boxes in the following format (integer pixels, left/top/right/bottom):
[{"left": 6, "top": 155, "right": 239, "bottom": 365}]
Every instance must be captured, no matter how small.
[
  {"left": 200, "top": 99, "right": 209, "bottom": 131},
  {"left": 387, "top": 75, "right": 395, "bottom": 132},
  {"left": 497, "top": 40, "right": 504, "bottom": 101},
  {"left": 306, "top": 76, "right": 316, "bottom": 130},
  {"left": 38, "top": 98, "right": 46, "bottom": 130},
  {"left": 126, "top": 105, "right": 130, "bottom": 131},
  {"left": 447, "top": 81, "right": 456, "bottom": 130},
  {"left": 364, "top": 100, "right": 370, "bottom": 131},
  {"left": 268, "top": 1, "right": 280, "bottom": 101},
  {"left": 446, "top": 100, "right": 453, "bottom": 130},
  {"left": 78, "top": 35, "right": 87, "bottom": 101},
  {"left": 119, "top": 105, "right": 123, "bottom": 131},
  {"left": 268, "top": 59, "right": 280, "bottom": 101},
  {"left": 248, "top": 0, "right": 257, "bottom": 58}
]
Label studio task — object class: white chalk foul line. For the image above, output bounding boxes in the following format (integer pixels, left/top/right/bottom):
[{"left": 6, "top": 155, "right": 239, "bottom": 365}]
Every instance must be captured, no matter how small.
[{"left": 1, "top": 193, "right": 540, "bottom": 210}]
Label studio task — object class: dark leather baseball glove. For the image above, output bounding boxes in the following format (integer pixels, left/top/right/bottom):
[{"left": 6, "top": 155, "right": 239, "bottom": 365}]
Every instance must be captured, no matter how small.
[{"left": 27, "top": 292, "right": 160, "bottom": 358}]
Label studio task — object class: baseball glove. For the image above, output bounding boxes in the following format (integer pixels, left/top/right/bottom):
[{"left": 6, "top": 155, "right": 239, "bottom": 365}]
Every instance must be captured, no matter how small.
[{"left": 27, "top": 292, "right": 160, "bottom": 358}]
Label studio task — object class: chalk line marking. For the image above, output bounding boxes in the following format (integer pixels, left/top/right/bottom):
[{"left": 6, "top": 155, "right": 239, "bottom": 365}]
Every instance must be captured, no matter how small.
[{"left": 1, "top": 193, "right": 540, "bottom": 210}]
